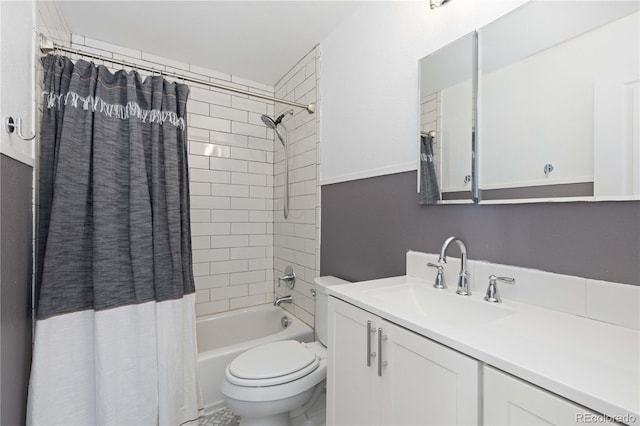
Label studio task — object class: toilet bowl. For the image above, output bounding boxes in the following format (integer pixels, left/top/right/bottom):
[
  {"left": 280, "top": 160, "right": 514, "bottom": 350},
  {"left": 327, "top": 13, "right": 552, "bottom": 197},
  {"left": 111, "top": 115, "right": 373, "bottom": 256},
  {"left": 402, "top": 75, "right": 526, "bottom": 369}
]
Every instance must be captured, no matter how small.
[{"left": 220, "top": 276, "right": 349, "bottom": 426}]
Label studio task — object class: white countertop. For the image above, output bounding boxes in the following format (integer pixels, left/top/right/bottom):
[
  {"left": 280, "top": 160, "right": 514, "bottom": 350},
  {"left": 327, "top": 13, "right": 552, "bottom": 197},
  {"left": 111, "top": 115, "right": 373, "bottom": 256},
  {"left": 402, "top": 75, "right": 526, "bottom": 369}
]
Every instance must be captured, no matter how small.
[{"left": 327, "top": 275, "right": 640, "bottom": 423}]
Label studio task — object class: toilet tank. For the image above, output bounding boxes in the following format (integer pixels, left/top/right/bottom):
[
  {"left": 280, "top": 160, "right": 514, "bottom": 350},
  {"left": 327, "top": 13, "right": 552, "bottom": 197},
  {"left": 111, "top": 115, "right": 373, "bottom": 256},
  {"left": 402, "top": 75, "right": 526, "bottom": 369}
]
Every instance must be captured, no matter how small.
[{"left": 314, "top": 276, "right": 350, "bottom": 346}]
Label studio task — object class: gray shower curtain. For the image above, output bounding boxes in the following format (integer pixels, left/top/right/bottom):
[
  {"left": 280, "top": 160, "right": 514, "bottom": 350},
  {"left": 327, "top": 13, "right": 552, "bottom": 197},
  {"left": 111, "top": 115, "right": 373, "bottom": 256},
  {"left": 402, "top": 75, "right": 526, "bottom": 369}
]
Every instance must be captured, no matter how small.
[
  {"left": 419, "top": 134, "right": 441, "bottom": 204},
  {"left": 28, "top": 55, "right": 201, "bottom": 425}
]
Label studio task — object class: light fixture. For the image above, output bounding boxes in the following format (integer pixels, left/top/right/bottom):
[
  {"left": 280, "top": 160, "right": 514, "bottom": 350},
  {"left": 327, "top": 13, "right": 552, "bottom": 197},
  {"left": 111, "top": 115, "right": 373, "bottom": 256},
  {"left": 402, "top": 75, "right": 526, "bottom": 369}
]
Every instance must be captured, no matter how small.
[{"left": 430, "top": 0, "right": 450, "bottom": 9}]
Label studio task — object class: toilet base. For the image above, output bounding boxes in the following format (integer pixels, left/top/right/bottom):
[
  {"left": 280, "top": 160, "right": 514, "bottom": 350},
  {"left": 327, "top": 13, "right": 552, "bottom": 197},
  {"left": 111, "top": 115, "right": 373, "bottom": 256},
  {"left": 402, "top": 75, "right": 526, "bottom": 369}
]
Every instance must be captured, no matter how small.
[
  {"left": 290, "top": 391, "right": 326, "bottom": 426},
  {"left": 235, "top": 387, "right": 326, "bottom": 426},
  {"left": 226, "top": 388, "right": 313, "bottom": 426}
]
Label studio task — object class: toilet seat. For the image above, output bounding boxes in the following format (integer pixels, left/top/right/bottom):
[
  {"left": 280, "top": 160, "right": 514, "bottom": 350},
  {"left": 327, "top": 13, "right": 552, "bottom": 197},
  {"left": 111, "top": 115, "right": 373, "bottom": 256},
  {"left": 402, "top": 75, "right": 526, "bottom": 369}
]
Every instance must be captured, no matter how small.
[
  {"left": 225, "top": 340, "right": 320, "bottom": 387},
  {"left": 221, "top": 341, "right": 328, "bottom": 404}
]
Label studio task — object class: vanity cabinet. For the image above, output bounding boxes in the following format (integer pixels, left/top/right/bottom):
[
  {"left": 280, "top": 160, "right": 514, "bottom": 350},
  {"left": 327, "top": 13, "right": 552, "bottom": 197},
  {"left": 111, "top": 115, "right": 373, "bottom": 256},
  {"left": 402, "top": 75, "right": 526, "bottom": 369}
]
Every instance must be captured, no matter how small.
[
  {"left": 327, "top": 297, "right": 480, "bottom": 425},
  {"left": 483, "top": 367, "right": 617, "bottom": 426}
]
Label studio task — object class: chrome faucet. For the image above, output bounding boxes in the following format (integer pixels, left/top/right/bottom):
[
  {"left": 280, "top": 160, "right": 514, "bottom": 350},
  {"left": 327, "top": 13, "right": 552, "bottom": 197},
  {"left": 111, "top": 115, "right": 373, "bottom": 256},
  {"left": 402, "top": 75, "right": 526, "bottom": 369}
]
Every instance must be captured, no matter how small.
[
  {"left": 438, "top": 236, "right": 471, "bottom": 296},
  {"left": 274, "top": 295, "right": 293, "bottom": 306}
]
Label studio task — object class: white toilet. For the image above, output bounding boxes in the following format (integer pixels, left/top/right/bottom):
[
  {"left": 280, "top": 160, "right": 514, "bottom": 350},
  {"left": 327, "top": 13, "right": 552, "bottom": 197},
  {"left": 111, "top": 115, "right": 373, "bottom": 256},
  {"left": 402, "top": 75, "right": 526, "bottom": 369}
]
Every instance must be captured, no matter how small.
[{"left": 220, "top": 276, "right": 349, "bottom": 426}]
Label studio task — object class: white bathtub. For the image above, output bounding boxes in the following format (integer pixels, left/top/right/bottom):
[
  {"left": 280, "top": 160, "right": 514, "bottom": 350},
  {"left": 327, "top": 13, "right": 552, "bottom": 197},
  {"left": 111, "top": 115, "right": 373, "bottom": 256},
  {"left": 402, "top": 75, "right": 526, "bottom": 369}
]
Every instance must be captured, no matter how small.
[{"left": 197, "top": 304, "right": 314, "bottom": 414}]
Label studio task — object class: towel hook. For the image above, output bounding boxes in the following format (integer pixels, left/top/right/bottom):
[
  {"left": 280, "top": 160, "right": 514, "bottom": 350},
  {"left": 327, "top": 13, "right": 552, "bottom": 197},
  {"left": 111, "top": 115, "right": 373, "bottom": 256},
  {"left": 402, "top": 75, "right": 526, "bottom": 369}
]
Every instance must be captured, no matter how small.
[{"left": 4, "top": 117, "right": 36, "bottom": 141}]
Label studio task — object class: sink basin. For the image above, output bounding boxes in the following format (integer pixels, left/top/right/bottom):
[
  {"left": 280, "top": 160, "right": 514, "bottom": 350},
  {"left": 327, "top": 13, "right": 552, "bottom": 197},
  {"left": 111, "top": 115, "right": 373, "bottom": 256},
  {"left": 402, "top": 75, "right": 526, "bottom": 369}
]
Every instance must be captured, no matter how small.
[{"left": 363, "top": 282, "right": 514, "bottom": 326}]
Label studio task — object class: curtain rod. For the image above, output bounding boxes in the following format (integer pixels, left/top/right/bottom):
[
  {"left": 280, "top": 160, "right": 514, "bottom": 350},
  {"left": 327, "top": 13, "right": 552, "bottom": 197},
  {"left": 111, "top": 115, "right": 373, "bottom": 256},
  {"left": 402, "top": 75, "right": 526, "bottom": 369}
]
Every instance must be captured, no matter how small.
[{"left": 39, "top": 35, "right": 316, "bottom": 114}]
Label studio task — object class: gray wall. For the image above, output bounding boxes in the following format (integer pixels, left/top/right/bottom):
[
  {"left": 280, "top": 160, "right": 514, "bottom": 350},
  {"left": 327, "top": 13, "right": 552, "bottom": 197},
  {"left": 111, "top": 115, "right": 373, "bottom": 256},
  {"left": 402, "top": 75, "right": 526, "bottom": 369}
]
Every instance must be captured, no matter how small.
[
  {"left": 320, "top": 171, "right": 640, "bottom": 285},
  {"left": 0, "top": 155, "right": 33, "bottom": 425}
]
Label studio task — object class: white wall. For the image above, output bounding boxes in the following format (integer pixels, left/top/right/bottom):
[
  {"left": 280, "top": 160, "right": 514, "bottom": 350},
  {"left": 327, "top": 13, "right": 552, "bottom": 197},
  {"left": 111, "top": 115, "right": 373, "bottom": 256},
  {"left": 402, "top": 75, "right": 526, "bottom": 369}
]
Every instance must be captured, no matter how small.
[
  {"left": 1, "top": 0, "right": 36, "bottom": 166},
  {"left": 480, "top": 11, "right": 639, "bottom": 190},
  {"left": 441, "top": 79, "right": 472, "bottom": 192},
  {"left": 320, "top": 0, "right": 526, "bottom": 185}
]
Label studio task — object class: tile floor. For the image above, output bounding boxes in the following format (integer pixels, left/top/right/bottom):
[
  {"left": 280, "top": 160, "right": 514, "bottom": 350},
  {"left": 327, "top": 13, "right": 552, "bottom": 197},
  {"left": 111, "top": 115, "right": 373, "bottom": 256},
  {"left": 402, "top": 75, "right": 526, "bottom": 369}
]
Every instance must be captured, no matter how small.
[{"left": 199, "top": 406, "right": 240, "bottom": 426}]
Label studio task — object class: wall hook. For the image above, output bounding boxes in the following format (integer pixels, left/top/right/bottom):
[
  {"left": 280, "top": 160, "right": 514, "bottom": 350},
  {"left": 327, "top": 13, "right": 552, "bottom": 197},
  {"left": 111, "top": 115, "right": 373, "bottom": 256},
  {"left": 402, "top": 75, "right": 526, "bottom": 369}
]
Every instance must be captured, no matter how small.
[{"left": 4, "top": 117, "right": 36, "bottom": 141}]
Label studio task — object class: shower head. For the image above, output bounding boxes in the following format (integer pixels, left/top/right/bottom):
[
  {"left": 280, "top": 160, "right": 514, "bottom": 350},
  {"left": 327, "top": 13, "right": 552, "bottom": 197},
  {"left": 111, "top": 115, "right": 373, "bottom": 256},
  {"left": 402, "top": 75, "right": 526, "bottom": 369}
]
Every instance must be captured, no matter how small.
[
  {"left": 260, "top": 114, "right": 279, "bottom": 130},
  {"left": 261, "top": 110, "right": 293, "bottom": 129},
  {"left": 260, "top": 110, "right": 293, "bottom": 146}
]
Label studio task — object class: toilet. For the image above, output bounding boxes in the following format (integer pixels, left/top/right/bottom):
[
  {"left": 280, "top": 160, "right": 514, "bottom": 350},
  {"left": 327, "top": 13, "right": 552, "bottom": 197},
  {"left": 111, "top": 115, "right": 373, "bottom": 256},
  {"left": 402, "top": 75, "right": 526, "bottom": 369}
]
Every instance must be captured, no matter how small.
[{"left": 220, "top": 276, "right": 349, "bottom": 426}]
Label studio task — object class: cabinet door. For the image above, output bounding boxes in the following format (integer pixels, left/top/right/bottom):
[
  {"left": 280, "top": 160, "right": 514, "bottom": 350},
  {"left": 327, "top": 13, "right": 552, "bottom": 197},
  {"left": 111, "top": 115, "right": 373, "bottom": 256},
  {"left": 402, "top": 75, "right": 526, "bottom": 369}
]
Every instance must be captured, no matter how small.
[
  {"left": 327, "top": 298, "right": 380, "bottom": 426},
  {"left": 380, "top": 320, "right": 480, "bottom": 425},
  {"left": 483, "top": 366, "right": 617, "bottom": 426}
]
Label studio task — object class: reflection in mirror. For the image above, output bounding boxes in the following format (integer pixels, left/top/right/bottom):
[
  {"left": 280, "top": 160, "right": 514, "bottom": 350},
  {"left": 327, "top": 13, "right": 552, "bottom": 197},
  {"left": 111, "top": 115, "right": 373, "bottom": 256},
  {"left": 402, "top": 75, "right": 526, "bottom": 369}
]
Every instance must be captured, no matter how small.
[
  {"left": 478, "top": 1, "right": 640, "bottom": 202},
  {"left": 418, "top": 32, "right": 476, "bottom": 205}
]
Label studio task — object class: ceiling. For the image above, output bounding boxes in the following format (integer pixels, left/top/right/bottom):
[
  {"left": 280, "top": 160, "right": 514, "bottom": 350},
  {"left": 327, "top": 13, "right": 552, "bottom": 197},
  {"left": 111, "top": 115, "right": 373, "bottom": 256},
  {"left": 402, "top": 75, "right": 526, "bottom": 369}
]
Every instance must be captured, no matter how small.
[{"left": 56, "top": 1, "right": 364, "bottom": 86}]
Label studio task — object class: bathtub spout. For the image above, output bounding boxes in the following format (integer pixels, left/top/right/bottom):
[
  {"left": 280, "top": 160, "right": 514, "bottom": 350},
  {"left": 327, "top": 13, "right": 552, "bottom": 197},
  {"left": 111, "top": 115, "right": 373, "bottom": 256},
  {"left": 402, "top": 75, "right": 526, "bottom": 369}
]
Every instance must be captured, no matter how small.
[{"left": 274, "top": 295, "right": 293, "bottom": 306}]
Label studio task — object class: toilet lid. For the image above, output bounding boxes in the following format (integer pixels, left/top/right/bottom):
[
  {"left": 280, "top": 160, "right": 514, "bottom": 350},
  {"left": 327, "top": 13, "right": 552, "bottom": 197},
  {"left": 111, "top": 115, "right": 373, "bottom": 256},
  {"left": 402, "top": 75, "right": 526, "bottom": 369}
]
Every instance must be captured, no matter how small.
[{"left": 226, "top": 340, "right": 320, "bottom": 387}]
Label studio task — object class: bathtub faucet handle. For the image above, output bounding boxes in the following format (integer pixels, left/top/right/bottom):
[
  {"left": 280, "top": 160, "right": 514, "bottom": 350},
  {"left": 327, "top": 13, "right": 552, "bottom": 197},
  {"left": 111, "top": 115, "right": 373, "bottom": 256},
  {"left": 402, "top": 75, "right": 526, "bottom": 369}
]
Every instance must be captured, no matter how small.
[{"left": 278, "top": 266, "right": 296, "bottom": 289}]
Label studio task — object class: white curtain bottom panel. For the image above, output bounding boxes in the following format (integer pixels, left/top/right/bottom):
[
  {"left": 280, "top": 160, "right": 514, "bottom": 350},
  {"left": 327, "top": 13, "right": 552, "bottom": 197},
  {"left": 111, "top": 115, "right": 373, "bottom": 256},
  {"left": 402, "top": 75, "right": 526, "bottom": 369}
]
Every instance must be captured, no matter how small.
[{"left": 27, "top": 293, "right": 202, "bottom": 426}]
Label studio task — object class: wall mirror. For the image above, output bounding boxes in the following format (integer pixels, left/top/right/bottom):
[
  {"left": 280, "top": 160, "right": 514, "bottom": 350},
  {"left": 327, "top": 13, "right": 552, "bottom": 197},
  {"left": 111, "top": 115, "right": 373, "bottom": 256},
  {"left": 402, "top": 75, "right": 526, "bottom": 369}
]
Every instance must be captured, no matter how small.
[
  {"left": 477, "top": 1, "right": 640, "bottom": 203},
  {"left": 418, "top": 32, "right": 476, "bottom": 205}
]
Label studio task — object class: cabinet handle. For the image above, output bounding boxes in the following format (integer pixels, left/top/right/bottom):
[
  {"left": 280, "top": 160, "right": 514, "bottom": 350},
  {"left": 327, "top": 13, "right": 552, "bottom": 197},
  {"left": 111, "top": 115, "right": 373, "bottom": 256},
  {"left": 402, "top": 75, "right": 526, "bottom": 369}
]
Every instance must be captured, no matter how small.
[
  {"left": 366, "top": 320, "right": 376, "bottom": 367},
  {"left": 377, "top": 328, "right": 388, "bottom": 376}
]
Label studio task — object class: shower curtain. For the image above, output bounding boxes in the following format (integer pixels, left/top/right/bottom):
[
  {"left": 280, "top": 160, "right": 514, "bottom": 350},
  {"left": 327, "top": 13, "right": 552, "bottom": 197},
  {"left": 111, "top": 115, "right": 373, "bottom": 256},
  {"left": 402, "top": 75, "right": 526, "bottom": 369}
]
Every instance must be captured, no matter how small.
[
  {"left": 419, "top": 133, "right": 441, "bottom": 204},
  {"left": 28, "top": 55, "right": 201, "bottom": 425}
]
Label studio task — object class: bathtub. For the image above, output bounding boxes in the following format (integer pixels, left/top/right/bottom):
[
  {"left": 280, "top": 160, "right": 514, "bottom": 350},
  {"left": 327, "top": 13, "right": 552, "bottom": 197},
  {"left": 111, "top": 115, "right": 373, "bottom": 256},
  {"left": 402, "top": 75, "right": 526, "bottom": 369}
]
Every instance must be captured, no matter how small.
[{"left": 197, "top": 304, "right": 314, "bottom": 414}]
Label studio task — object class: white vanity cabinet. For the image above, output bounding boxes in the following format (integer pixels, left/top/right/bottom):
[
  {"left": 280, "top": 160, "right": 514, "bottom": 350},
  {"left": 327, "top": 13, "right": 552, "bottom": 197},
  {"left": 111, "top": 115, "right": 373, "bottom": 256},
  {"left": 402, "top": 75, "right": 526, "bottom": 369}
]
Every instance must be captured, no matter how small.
[
  {"left": 327, "top": 296, "right": 480, "bottom": 426},
  {"left": 483, "top": 367, "right": 618, "bottom": 426}
]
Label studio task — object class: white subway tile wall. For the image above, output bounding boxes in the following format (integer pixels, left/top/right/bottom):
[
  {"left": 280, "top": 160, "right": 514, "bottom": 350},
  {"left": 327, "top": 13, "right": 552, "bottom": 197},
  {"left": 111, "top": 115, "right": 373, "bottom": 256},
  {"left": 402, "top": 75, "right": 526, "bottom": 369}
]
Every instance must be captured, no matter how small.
[
  {"left": 36, "top": 4, "right": 321, "bottom": 325},
  {"left": 273, "top": 47, "right": 321, "bottom": 327}
]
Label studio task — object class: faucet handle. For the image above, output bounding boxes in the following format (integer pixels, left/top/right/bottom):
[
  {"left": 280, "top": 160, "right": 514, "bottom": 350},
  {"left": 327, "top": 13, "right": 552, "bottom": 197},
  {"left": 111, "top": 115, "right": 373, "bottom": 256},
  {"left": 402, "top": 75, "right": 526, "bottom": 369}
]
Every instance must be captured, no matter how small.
[
  {"left": 427, "top": 263, "right": 447, "bottom": 289},
  {"left": 491, "top": 275, "right": 515, "bottom": 284},
  {"left": 278, "top": 265, "right": 296, "bottom": 289},
  {"left": 484, "top": 275, "right": 515, "bottom": 303}
]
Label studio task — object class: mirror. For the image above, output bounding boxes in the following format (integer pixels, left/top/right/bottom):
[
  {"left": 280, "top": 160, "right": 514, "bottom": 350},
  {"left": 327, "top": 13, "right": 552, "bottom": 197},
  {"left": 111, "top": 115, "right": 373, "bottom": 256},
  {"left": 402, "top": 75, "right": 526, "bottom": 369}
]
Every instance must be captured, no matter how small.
[
  {"left": 478, "top": 1, "right": 640, "bottom": 202},
  {"left": 418, "top": 32, "right": 476, "bottom": 205}
]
